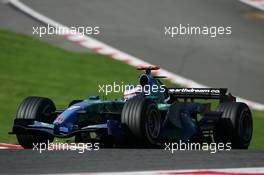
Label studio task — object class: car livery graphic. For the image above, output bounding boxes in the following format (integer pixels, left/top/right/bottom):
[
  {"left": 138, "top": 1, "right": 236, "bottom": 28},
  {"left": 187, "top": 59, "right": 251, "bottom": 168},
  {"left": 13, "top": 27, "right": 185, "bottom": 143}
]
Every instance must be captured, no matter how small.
[{"left": 10, "top": 66, "right": 253, "bottom": 149}]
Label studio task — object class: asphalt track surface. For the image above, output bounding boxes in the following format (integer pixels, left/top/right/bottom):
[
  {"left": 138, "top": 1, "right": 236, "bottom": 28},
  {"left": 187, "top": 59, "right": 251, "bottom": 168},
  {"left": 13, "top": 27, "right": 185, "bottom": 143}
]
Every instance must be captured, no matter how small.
[
  {"left": 13, "top": 0, "right": 264, "bottom": 104},
  {"left": 0, "top": 0, "right": 264, "bottom": 174},
  {"left": 0, "top": 1, "right": 89, "bottom": 53},
  {"left": 0, "top": 149, "right": 264, "bottom": 174}
]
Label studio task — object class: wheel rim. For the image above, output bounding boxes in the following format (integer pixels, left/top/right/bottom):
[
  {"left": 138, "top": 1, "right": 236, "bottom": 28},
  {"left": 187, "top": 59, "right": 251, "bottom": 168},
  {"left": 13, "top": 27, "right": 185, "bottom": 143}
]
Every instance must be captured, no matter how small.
[
  {"left": 145, "top": 108, "right": 160, "bottom": 139},
  {"left": 239, "top": 111, "right": 252, "bottom": 142},
  {"left": 40, "top": 103, "right": 56, "bottom": 123}
]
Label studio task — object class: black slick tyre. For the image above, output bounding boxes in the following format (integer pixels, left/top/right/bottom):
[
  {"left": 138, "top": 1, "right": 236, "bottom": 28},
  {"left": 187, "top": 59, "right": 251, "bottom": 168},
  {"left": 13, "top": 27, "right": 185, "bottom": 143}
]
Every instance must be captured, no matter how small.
[
  {"left": 121, "top": 96, "right": 161, "bottom": 146},
  {"left": 15, "top": 96, "right": 56, "bottom": 148},
  {"left": 214, "top": 102, "right": 253, "bottom": 149}
]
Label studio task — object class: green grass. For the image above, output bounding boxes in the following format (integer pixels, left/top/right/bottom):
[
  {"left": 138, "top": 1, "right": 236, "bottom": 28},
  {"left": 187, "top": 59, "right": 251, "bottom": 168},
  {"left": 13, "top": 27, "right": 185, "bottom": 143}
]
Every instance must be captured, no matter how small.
[
  {"left": 251, "top": 110, "right": 264, "bottom": 149},
  {"left": 0, "top": 29, "right": 263, "bottom": 148}
]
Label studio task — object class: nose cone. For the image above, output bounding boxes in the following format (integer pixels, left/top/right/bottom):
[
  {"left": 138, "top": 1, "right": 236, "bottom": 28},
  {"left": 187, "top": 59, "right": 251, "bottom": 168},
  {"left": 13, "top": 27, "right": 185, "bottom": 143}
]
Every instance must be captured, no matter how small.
[{"left": 53, "top": 105, "right": 81, "bottom": 133}]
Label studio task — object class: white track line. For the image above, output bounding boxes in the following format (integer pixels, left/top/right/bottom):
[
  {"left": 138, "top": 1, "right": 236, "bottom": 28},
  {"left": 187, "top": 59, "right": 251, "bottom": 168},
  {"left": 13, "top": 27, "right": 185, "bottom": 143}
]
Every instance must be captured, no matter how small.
[
  {"left": 7, "top": 0, "right": 264, "bottom": 111},
  {"left": 46, "top": 167, "right": 264, "bottom": 175},
  {"left": 240, "top": 0, "right": 264, "bottom": 11},
  {"left": 0, "top": 143, "right": 23, "bottom": 149}
]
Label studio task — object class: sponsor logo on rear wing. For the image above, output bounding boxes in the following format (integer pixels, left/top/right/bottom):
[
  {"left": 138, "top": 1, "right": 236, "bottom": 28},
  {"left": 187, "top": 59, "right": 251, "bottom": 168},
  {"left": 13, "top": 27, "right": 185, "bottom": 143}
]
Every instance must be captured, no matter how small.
[{"left": 168, "top": 88, "right": 228, "bottom": 99}]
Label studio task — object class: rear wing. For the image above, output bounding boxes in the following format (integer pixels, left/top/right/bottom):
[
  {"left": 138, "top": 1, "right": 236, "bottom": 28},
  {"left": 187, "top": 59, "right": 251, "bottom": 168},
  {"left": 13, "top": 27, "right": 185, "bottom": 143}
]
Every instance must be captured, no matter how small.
[{"left": 168, "top": 88, "right": 236, "bottom": 102}]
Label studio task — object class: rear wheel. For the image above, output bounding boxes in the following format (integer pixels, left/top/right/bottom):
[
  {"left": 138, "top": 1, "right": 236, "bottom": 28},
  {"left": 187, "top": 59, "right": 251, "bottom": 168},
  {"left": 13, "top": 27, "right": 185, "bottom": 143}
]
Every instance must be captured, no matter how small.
[
  {"left": 15, "top": 96, "right": 56, "bottom": 148},
  {"left": 213, "top": 102, "right": 253, "bottom": 149},
  {"left": 121, "top": 96, "right": 161, "bottom": 146}
]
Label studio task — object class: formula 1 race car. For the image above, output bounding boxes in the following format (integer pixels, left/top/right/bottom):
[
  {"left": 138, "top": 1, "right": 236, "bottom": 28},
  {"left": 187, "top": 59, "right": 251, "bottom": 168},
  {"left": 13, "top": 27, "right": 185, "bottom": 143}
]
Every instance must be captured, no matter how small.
[{"left": 10, "top": 66, "right": 253, "bottom": 149}]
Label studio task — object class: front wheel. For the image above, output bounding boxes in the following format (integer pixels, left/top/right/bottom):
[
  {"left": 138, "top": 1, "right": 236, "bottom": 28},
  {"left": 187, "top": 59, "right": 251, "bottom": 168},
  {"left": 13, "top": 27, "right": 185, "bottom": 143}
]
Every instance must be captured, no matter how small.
[
  {"left": 15, "top": 96, "right": 56, "bottom": 148},
  {"left": 121, "top": 97, "right": 161, "bottom": 146}
]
